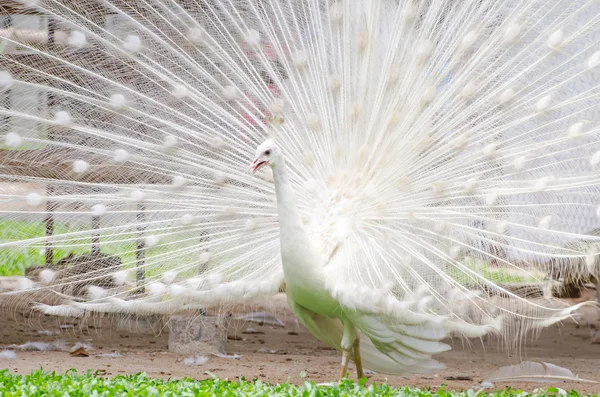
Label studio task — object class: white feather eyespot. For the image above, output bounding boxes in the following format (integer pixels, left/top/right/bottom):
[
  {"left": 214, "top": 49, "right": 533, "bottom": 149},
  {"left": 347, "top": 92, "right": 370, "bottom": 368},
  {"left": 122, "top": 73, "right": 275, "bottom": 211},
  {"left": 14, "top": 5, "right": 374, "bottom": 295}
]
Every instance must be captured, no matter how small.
[
  {"left": 482, "top": 143, "right": 497, "bottom": 157},
  {"left": 329, "top": 75, "right": 342, "bottom": 92},
  {"left": 306, "top": 113, "right": 320, "bottom": 129},
  {"left": 162, "top": 271, "right": 178, "bottom": 284},
  {"left": 39, "top": 269, "right": 56, "bottom": 285},
  {"left": 460, "top": 30, "right": 478, "bottom": 50},
  {"left": 90, "top": 204, "right": 107, "bottom": 216},
  {"left": 416, "top": 40, "right": 432, "bottom": 62},
  {"left": 496, "top": 220, "right": 508, "bottom": 235},
  {"left": 244, "top": 29, "right": 260, "bottom": 47},
  {"left": 161, "top": 135, "right": 178, "bottom": 149},
  {"left": 171, "top": 84, "right": 189, "bottom": 99},
  {"left": 172, "top": 175, "right": 187, "bottom": 187},
  {"left": 87, "top": 286, "right": 108, "bottom": 300},
  {"left": 304, "top": 178, "right": 318, "bottom": 193},
  {"left": 451, "top": 134, "right": 468, "bottom": 150},
  {"left": 180, "top": 214, "right": 194, "bottom": 225},
  {"left": 357, "top": 32, "right": 368, "bottom": 51},
  {"left": 421, "top": 86, "right": 436, "bottom": 104},
  {"left": 460, "top": 81, "right": 477, "bottom": 98},
  {"left": 213, "top": 171, "right": 226, "bottom": 186},
  {"left": 222, "top": 207, "right": 237, "bottom": 218},
  {"left": 170, "top": 284, "right": 185, "bottom": 297},
  {"left": 185, "top": 277, "right": 203, "bottom": 289},
  {"left": 123, "top": 34, "right": 141, "bottom": 53},
  {"left": 205, "top": 273, "right": 222, "bottom": 289},
  {"left": 538, "top": 215, "right": 553, "bottom": 230},
  {"left": 147, "top": 282, "right": 166, "bottom": 296},
  {"left": 546, "top": 29, "right": 563, "bottom": 49},
  {"left": 499, "top": 88, "right": 515, "bottom": 104},
  {"left": 485, "top": 192, "right": 499, "bottom": 206},
  {"left": 513, "top": 155, "right": 527, "bottom": 171},
  {"left": 68, "top": 30, "right": 87, "bottom": 49},
  {"left": 54, "top": 111, "right": 71, "bottom": 125},
  {"left": 186, "top": 27, "right": 205, "bottom": 44},
  {"left": 329, "top": 2, "right": 343, "bottom": 22},
  {"left": 431, "top": 181, "right": 446, "bottom": 194},
  {"left": 585, "top": 253, "right": 596, "bottom": 269},
  {"left": 17, "top": 277, "right": 34, "bottom": 291},
  {"left": 72, "top": 160, "right": 89, "bottom": 174},
  {"left": 433, "top": 222, "right": 446, "bottom": 234},
  {"left": 386, "top": 66, "right": 401, "bottom": 86},
  {"left": 112, "top": 271, "right": 128, "bottom": 286},
  {"left": 113, "top": 148, "right": 130, "bottom": 162},
  {"left": 352, "top": 102, "right": 361, "bottom": 119},
  {"left": 292, "top": 50, "right": 308, "bottom": 68},
  {"left": 26, "top": 192, "right": 43, "bottom": 207},
  {"left": 588, "top": 51, "right": 600, "bottom": 69},
  {"left": 534, "top": 176, "right": 551, "bottom": 192},
  {"left": 503, "top": 22, "right": 521, "bottom": 43},
  {"left": 244, "top": 219, "right": 257, "bottom": 231},
  {"left": 463, "top": 177, "right": 477, "bottom": 193},
  {"left": 449, "top": 245, "right": 461, "bottom": 259},
  {"left": 221, "top": 85, "right": 239, "bottom": 100},
  {"left": 199, "top": 252, "right": 212, "bottom": 265},
  {"left": 109, "top": 93, "right": 127, "bottom": 109},
  {"left": 536, "top": 95, "right": 553, "bottom": 111},
  {"left": 402, "top": 3, "right": 416, "bottom": 23},
  {"left": 271, "top": 98, "right": 285, "bottom": 114},
  {"left": 590, "top": 151, "right": 600, "bottom": 168},
  {"left": 209, "top": 136, "right": 224, "bottom": 150},
  {"left": 568, "top": 122, "right": 584, "bottom": 137},
  {"left": 0, "top": 71, "right": 14, "bottom": 90},
  {"left": 4, "top": 132, "right": 23, "bottom": 147},
  {"left": 303, "top": 151, "right": 315, "bottom": 167},
  {"left": 145, "top": 235, "right": 160, "bottom": 247},
  {"left": 130, "top": 190, "right": 146, "bottom": 202}
]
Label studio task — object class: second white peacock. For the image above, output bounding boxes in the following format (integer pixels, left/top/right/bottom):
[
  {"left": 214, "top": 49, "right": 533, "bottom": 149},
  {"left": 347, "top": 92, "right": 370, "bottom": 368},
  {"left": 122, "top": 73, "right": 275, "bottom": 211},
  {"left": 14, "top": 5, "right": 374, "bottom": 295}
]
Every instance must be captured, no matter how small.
[{"left": 1, "top": 0, "right": 599, "bottom": 378}]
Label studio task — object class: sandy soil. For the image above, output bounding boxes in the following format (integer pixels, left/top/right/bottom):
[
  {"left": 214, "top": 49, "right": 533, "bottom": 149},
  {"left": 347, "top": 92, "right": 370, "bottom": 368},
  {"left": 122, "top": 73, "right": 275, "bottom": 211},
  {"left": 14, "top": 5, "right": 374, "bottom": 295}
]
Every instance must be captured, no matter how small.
[{"left": 0, "top": 292, "right": 599, "bottom": 393}]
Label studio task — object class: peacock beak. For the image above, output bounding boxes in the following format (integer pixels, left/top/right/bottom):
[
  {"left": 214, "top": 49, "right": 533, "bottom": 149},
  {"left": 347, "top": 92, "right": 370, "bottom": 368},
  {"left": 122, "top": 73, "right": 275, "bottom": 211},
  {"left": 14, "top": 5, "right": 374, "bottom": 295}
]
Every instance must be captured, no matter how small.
[{"left": 250, "top": 158, "right": 267, "bottom": 174}]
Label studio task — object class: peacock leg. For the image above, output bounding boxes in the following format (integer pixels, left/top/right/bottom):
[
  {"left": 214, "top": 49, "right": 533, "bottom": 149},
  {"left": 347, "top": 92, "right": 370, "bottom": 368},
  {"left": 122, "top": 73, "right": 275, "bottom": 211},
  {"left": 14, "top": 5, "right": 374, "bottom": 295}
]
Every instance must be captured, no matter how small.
[
  {"left": 353, "top": 336, "right": 363, "bottom": 379},
  {"left": 339, "top": 349, "right": 350, "bottom": 379},
  {"left": 595, "top": 278, "right": 600, "bottom": 315},
  {"left": 340, "top": 316, "right": 356, "bottom": 380}
]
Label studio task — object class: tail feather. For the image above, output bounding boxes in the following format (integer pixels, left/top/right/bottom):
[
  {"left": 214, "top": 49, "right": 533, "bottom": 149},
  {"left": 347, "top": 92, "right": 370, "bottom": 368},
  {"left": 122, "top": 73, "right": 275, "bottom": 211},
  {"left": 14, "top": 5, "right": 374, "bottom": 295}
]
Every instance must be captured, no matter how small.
[{"left": 0, "top": 0, "right": 598, "bottom": 366}]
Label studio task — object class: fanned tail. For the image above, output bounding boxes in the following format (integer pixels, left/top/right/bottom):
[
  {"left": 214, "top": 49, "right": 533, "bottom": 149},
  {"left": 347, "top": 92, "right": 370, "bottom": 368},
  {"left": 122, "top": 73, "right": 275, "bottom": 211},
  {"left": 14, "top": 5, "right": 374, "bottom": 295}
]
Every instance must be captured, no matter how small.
[{"left": 0, "top": 0, "right": 598, "bottom": 353}]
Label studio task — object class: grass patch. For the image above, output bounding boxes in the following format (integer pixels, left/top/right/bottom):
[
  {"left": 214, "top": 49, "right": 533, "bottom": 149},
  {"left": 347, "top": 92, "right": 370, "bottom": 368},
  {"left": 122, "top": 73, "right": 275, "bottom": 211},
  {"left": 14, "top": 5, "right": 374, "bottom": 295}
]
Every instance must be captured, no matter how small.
[
  {"left": 0, "top": 219, "right": 545, "bottom": 283},
  {"left": 0, "top": 219, "right": 94, "bottom": 276},
  {"left": 0, "top": 219, "right": 200, "bottom": 279},
  {"left": 0, "top": 370, "right": 589, "bottom": 397},
  {"left": 446, "top": 257, "right": 543, "bottom": 285}
]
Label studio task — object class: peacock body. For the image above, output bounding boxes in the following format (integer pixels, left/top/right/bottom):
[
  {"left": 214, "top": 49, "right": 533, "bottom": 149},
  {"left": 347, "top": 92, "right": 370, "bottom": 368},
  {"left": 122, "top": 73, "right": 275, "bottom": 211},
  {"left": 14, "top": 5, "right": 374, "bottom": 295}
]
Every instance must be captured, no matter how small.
[{"left": 0, "top": 0, "right": 599, "bottom": 376}]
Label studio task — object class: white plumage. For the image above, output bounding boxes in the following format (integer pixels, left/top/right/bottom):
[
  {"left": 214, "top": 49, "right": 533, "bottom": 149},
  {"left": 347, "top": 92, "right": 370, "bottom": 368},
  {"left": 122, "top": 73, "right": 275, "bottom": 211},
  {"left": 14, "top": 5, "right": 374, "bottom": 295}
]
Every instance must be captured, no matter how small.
[{"left": 0, "top": 0, "right": 599, "bottom": 378}]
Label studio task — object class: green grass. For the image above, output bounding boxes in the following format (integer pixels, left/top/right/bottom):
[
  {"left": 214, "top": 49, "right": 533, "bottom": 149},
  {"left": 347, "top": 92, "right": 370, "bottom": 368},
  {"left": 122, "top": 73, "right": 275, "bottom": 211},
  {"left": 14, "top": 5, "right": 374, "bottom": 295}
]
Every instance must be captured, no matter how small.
[
  {"left": 0, "top": 218, "right": 545, "bottom": 287},
  {"left": 446, "top": 257, "right": 543, "bottom": 285},
  {"left": 0, "top": 370, "right": 588, "bottom": 397},
  {"left": 0, "top": 220, "right": 93, "bottom": 276},
  {"left": 0, "top": 219, "right": 200, "bottom": 279}
]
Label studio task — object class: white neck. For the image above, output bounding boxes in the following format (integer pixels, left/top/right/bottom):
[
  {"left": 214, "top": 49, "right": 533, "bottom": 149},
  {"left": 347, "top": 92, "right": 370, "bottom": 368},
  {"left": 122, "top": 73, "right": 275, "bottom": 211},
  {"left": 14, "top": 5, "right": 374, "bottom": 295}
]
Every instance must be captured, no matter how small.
[
  {"left": 272, "top": 157, "right": 303, "bottom": 233},
  {"left": 271, "top": 157, "right": 319, "bottom": 278}
]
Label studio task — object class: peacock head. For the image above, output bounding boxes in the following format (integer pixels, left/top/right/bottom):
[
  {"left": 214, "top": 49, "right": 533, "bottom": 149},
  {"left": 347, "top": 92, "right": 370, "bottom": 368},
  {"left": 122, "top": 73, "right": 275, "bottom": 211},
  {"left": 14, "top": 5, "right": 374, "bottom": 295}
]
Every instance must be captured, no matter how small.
[{"left": 250, "top": 139, "right": 281, "bottom": 173}]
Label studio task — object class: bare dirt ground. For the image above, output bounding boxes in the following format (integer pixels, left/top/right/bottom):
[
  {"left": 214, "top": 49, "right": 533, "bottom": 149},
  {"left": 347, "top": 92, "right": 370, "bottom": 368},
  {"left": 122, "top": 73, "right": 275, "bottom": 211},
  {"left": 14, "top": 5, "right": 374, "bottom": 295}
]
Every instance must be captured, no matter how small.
[{"left": 0, "top": 291, "right": 599, "bottom": 393}]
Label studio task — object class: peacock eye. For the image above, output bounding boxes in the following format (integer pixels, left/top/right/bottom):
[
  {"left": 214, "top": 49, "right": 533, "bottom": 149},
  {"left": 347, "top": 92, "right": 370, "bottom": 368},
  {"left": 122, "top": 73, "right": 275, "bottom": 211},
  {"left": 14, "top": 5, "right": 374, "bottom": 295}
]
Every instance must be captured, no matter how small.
[{"left": 265, "top": 150, "right": 271, "bottom": 155}]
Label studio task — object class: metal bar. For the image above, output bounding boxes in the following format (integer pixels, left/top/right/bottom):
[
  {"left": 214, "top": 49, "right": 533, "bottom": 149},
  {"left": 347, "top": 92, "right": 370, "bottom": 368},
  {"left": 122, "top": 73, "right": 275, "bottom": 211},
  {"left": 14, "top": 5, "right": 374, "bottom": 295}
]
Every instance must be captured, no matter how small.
[
  {"left": 43, "top": 183, "right": 55, "bottom": 266},
  {"left": 135, "top": 203, "right": 146, "bottom": 293},
  {"left": 91, "top": 215, "right": 100, "bottom": 255}
]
